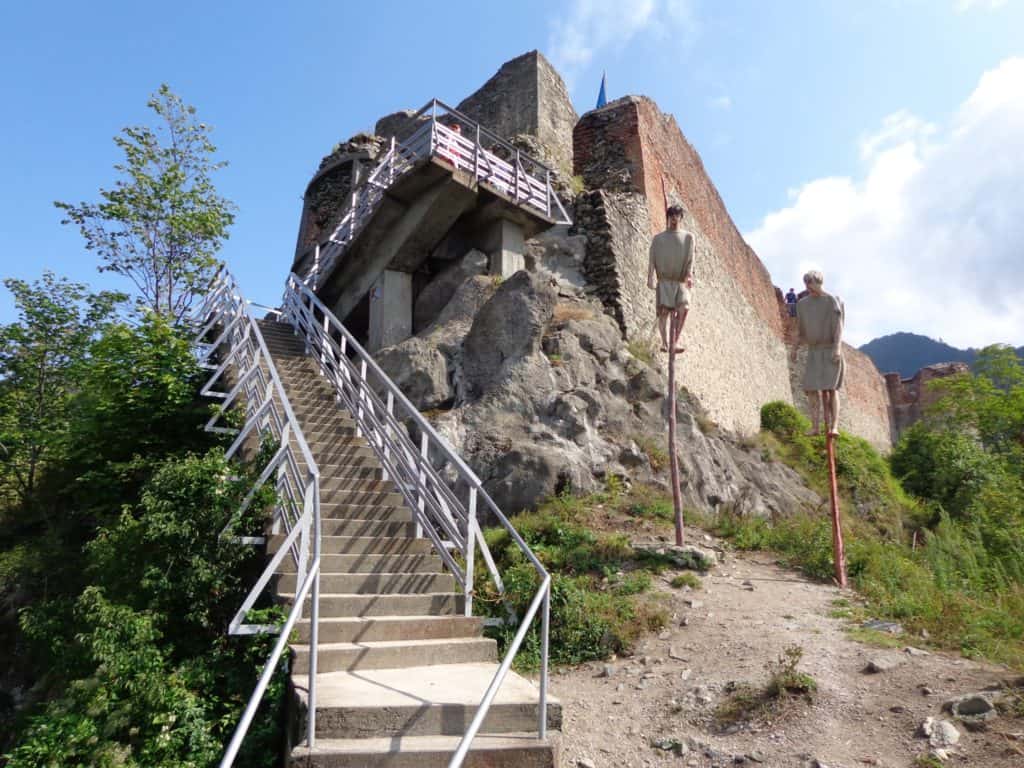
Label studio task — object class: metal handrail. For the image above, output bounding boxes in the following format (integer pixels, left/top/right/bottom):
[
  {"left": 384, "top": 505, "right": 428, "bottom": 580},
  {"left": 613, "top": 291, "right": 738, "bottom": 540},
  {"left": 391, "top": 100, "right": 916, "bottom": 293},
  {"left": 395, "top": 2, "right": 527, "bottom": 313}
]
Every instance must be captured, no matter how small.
[
  {"left": 192, "top": 269, "right": 323, "bottom": 764},
  {"left": 280, "top": 274, "right": 552, "bottom": 767},
  {"left": 299, "top": 98, "right": 572, "bottom": 288}
]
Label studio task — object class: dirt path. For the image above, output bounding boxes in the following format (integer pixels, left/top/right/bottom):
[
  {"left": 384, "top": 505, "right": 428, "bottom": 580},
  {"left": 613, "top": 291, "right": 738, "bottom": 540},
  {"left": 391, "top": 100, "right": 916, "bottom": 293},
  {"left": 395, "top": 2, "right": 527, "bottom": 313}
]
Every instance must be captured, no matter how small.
[{"left": 548, "top": 536, "right": 1024, "bottom": 768}]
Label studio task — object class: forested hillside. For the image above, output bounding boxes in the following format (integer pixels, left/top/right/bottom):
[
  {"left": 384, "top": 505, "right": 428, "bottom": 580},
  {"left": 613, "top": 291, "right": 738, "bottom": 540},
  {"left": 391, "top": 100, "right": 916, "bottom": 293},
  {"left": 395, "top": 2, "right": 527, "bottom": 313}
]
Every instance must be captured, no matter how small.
[{"left": 860, "top": 331, "right": 1024, "bottom": 378}]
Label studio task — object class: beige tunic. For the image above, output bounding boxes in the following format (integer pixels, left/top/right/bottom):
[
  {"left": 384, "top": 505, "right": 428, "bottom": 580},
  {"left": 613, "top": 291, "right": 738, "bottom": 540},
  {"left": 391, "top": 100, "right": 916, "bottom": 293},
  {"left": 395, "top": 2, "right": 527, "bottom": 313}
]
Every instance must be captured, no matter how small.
[
  {"left": 649, "top": 230, "right": 694, "bottom": 310},
  {"left": 797, "top": 293, "right": 845, "bottom": 390}
]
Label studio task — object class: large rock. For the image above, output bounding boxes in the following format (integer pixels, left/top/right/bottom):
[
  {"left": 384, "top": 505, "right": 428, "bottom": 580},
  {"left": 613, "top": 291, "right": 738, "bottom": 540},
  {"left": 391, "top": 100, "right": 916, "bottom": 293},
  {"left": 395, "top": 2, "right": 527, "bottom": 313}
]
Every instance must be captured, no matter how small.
[
  {"left": 462, "top": 271, "right": 557, "bottom": 400},
  {"left": 414, "top": 250, "right": 488, "bottom": 332},
  {"left": 374, "top": 338, "right": 451, "bottom": 411}
]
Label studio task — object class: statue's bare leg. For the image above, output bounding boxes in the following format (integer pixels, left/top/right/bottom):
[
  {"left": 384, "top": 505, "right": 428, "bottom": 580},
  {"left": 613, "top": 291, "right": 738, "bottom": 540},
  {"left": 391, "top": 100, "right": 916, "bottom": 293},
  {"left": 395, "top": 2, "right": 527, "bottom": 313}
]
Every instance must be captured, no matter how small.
[
  {"left": 672, "top": 309, "right": 688, "bottom": 352},
  {"left": 825, "top": 390, "right": 840, "bottom": 435},
  {"left": 805, "top": 390, "right": 822, "bottom": 436},
  {"left": 658, "top": 309, "right": 670, "bottom": 351}
]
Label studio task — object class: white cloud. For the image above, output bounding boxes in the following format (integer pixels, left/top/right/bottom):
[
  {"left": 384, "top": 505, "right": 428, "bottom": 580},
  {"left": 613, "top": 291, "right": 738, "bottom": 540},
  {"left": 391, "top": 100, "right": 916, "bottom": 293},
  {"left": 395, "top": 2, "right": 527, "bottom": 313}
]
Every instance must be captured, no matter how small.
[
  {"left": 955, "top": 0, "right": 1008, "bottom": 12},
  {"left": 548, "top": 0, "right": 695, "bottom": 84},
  {"left": 745, "top": 57, "right": 1024, "bottom": 348},
  {"left": 710, "top": 95, "right": 732, "bottom": 110}
]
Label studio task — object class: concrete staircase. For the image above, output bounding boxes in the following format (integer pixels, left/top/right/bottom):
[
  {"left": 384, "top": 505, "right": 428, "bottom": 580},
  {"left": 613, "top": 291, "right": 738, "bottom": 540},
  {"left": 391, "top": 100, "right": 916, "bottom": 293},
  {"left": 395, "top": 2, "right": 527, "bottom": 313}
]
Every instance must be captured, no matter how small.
[{"left": 258, "top": 320, "right": 561, "bottom": 768}]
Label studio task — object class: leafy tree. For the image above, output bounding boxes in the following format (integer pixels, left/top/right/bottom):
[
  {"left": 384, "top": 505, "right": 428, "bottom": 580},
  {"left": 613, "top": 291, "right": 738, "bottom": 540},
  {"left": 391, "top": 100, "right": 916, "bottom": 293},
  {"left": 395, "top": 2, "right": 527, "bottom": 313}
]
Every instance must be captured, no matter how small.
[
  {"left": 56, "top": 85, "right": 235, "bottom": 323},
  {"left": 0, "top": 273, "right": 124, "bottom": 518}
]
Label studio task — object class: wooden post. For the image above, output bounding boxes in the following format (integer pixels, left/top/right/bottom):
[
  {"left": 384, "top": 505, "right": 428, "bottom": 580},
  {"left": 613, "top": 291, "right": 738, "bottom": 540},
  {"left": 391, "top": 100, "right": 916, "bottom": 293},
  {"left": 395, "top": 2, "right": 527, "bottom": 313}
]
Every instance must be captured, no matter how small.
[
  {"left": 668, "top": 313, "right": 684, "bottom": 546},
  {"left": 826, "top": 432, "right": 848, "bottom": 588}
]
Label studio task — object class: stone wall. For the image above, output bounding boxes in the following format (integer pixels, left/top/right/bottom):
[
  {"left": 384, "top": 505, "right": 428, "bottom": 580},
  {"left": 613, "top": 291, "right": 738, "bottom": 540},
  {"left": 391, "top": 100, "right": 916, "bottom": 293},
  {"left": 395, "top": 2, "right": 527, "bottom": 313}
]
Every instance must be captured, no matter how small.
[
  {"left": 573, "top": 96, "right": 894, "bottom": 448},
  {"left": 455, "top": 50, "right": 577, "bottom": 181}
]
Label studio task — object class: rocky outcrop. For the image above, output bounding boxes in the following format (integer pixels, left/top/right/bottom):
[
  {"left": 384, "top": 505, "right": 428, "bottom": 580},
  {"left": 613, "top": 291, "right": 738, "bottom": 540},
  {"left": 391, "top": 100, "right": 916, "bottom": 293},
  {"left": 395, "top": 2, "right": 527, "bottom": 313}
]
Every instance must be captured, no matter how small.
[{"left": 378, "top": 266, "right": 821, "bottom": 518}]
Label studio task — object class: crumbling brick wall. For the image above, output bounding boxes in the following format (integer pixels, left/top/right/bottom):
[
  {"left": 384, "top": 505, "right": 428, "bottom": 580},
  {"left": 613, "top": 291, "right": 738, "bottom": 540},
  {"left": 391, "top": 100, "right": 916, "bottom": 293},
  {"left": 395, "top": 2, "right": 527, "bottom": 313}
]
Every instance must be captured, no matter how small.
[{"left": 574, "top": 96, "right": 893, "bottom": 448}]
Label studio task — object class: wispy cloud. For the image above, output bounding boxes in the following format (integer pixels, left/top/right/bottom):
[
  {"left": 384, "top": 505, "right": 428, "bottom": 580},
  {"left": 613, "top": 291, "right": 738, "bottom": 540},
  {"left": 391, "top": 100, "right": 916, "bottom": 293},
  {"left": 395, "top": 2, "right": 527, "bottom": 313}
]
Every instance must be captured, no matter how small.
[
  {"left": 710, "top": 94, "right": 732, "bottom": 110},
  {"left": 954, "top": 0, "right": 1008, "bottom": 12},
  {"left": 548, "top": 0, "right": 696, "bottom": 85},
  {"left": 746, "top": 57, "right": 1024, "bottom": 349}
]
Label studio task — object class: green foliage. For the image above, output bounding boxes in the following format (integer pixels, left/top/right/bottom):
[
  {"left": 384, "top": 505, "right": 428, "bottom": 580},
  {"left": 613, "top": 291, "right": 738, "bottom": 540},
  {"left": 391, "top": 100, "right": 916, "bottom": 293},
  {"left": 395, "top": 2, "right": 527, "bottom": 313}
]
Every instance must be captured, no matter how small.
[
  {"left": 760, "top": 400, "right": 810, "bottom": 439},
  {"left": 670, "top": 572, "right": 702, "bottom": 590},
  {"left": 478, "top": 492, "right": 668, "bottom": 669},
  {"left": 56, "top": 85, "right": 235, "bottom": 322},
  {"left": 9, "top": 450, "right": 285, "bottom": 767},
  {"left": 764, "top": 645, "right": 817, "bottom": 697},
  {"left": 0, "top": 274, "right": 124, "bottom": 514}
]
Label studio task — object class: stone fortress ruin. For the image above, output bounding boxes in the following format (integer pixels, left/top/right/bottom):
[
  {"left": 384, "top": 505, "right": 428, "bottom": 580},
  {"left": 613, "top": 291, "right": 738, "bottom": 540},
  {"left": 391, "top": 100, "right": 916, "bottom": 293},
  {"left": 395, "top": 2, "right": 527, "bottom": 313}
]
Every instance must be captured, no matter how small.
[{"left": 290, "top": 50, "right": 905, "bottom": 514}]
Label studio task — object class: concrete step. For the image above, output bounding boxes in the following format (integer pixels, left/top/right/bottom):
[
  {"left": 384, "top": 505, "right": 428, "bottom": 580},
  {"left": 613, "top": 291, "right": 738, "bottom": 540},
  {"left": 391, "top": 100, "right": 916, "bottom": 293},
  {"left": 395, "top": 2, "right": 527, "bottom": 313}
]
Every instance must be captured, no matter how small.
[
  {"left": 319, "top": 490, "right": 405, "bottom": 509},
  {"left": 290, "top": 637, "right": 497, "bottom": 675},
  {"left": 318, "top": 478, "right": 393, "bottom": 494},
  {"left": 318, "top": 504, "right": 413, "bottom": 522},
  {"left": 269, "top": 535, "right": 432, "bottom": 556},
  {"left": 280, "top": 591, "right": 464, "bottom": 617},
  {"left": 318, "top": 465, "right": 383, "bottom": 481},
  {"left": 309, "top": 446, "right": 378, "bottom": 465},
  {"left": 289, "top": 732, "right": 559, "bottom": 768},
  {"left": 308, "top": 518, "right": 418, "bottom": 538},
  {"left": 291, "top": 663, "right": 560, "bottom": 739},
  {"left": 278, "top": 572, "right": 455, "bottom": 595},
  {"left": 292, "top": 615, "right": 481, "bottom": 644},
  {"left": 278, "top": 553, "right": 443, "bottom": 575}
]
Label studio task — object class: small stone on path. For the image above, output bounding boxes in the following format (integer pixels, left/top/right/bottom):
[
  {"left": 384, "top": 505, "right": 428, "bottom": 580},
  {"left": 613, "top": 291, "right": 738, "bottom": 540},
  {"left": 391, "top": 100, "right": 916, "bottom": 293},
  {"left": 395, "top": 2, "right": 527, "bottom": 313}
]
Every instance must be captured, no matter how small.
[
  {"left": 578, "top": 759, "right": 596, "bottom": 768},
  {"left": 865, "top": 656, "right": 902, "bottom": 673}
]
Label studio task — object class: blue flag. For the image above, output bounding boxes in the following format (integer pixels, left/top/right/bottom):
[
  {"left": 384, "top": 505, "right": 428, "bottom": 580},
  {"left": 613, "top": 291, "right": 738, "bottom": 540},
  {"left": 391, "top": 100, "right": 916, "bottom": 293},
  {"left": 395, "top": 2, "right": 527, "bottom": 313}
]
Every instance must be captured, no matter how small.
[{"left": 596, "top": 72, "right": 607, "bottom": 109}]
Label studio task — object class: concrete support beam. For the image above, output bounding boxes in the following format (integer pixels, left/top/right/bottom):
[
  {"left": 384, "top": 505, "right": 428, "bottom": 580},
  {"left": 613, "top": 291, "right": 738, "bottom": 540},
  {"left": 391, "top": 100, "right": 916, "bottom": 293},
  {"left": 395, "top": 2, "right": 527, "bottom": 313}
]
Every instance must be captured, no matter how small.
[
  {"left": 368, "top": 270, "right": 412, "bottom": 352},
  {"left": 484, "top": 218, "right": 525, "bottom": 278}
]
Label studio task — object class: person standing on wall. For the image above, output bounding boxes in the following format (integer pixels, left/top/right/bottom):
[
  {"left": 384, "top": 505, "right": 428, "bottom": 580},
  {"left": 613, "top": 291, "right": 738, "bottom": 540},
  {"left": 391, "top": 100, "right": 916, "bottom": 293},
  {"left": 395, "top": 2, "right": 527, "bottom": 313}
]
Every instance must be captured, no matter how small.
[
  {"left": 792, "top": 270, "right": 845, "bottom": 436},
  {"left": 785, "top": 287, "right": 798, "bottom": 317},
  {"left": 647, "top": 204, "right": 695, "bottom": 353}
]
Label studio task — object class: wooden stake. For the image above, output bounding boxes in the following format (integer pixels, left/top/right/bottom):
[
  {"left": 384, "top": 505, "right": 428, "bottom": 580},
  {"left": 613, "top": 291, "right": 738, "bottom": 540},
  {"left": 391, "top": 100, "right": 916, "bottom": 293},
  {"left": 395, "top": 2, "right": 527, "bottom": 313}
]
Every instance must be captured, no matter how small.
[
  {"left": 668, "top": 313, "right": 684, "bottom": 546},
  {"left": 825, "top": 432, "right": 848, "bottom": 588}
]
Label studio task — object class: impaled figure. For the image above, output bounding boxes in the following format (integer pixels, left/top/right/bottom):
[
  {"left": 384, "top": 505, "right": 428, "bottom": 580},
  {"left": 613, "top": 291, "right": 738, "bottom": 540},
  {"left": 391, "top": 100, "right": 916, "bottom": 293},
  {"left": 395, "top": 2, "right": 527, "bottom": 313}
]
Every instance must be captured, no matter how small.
[
  {"left": 794, "top": 270, "right": 845, "bottom": 436},
  {"left": 647, "top": 204, "right": 695, "bottom": 353}
]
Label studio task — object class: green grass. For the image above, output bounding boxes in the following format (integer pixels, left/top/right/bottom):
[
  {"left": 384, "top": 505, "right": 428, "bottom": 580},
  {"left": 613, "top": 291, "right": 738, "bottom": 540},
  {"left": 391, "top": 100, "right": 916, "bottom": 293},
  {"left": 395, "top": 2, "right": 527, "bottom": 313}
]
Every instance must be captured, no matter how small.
[
  {"left": 670, "top": 572, "right": 702, "bottom": 590},
  {"left": 627, "top": 338, "right": 656, "bottom": 364},
  {"left": 476, "top": 486, "right": 670, "bottom": 670}
]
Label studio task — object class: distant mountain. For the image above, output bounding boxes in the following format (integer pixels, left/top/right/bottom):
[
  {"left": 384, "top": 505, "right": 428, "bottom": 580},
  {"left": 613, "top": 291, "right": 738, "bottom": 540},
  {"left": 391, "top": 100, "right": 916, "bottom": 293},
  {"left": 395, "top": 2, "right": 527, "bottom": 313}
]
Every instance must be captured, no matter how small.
[{"left": 859, "top": 332, "right": 1023, "bottom": 379}]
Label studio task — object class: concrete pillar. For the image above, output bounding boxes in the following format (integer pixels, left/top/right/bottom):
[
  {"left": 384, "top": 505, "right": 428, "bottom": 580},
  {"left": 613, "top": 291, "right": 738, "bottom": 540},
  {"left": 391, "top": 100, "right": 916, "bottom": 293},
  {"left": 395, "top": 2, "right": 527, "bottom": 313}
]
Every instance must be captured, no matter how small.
[
  {"left": 368, "top": 270, "right": 412, "bottom": 352},
  {"left": 485, "top": 218, "right": 525, "bottom": 278}
]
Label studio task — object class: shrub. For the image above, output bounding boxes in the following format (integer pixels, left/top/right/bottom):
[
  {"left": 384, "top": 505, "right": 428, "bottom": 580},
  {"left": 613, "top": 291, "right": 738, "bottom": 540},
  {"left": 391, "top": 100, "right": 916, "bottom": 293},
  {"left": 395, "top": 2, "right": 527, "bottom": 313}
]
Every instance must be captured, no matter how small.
[{"left": 760, "top": 401, "right": 810, "bottom": 439}]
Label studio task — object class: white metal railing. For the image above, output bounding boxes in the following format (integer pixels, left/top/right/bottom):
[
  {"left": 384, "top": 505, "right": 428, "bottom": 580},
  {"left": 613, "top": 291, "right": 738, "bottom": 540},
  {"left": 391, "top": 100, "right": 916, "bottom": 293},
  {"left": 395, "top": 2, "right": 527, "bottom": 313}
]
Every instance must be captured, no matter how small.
[
  {"left": 281, "top": 273, "right": 552, "bottom": 767},
  {"left": 299, "top": 98, "right": 573, "bottom": 290},
  {"left": 191, "top": 269, "right": 323, "bottom": 765}
]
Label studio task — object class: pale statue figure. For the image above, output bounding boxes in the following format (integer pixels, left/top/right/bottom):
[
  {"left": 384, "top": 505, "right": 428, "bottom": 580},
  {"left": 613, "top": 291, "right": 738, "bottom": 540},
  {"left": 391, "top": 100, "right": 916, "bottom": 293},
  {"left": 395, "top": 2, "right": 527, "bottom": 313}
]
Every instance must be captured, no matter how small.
[
  {"left": 793, "top": 270, "right": 845, "bottom": 436},
  {"left": 647, "top": 204, "right": 695, "bottom": 353}
]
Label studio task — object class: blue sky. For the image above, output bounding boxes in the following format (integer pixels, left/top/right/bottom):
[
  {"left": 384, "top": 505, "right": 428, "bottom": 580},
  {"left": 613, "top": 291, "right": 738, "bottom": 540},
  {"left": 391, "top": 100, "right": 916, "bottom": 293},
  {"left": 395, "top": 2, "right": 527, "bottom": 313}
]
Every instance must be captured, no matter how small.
[{"left": 1, "top": 0, "right": 1022, "bottom": 346}]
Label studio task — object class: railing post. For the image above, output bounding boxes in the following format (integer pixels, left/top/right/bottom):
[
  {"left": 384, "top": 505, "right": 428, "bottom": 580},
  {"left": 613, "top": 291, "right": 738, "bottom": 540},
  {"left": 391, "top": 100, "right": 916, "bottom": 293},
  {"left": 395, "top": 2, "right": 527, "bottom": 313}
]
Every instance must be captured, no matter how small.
[
  {"left": 389, "top": 136, "right": 396, "bottom": 184},
  {"left": 381, "top": 392, "right": 394, "bottom": 483},
  {"left": 464, "top": 489, "right": 476, "bottom": 617},
  {"left": 307, "top": 478, "right": 321, "bottom": 749},
  {"left": 539, "top": 581, "right": 550, "bottom": 739},
  {"left": 356, "top": 360, "right": 368, "bottom": 438},
  {"left": 545, "top": 170, "right": 551, "bottom": 218},
  {"left": 514, "top": 150, "right": 520, "bottom": 201},
  {"left": 319, "top": 312, "right": 329, "bottom": 376},
  {"left": 416, "top": 432, "right": 428, "bottom": 540},
  {"left": 474, "top": 124, "right": 480, "bottom": 181}
]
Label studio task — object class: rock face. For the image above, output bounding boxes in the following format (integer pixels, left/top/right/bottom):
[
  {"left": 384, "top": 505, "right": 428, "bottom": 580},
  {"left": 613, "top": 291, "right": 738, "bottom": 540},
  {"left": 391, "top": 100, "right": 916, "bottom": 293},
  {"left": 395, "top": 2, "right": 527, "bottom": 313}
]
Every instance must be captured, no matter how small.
[
  {"left": 378, "top": 264, "right": 821, "bottom": 518},
  {"left": 573, "top": 95, "right": 893, "bottom": 450},
  {"left": 886, "top": 362, "right": 970, "bottom": 441}
]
